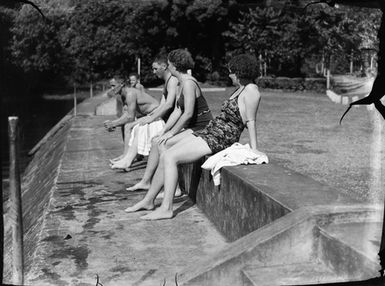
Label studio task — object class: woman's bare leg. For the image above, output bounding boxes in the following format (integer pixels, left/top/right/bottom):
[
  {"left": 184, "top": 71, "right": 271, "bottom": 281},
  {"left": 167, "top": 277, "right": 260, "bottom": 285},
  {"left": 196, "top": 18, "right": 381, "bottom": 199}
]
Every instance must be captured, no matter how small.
[
  {"left": 124, "top": 152, "right": 167, "bottom": 212},
  {"left": 126, "top": 129, "right": 193, "bottom": 191},
  {"left": 126, "top": 138, "right": 160, "bottom": 191},
  {"left": 141, "top": 135, "right": 212, "bottom": 220}
]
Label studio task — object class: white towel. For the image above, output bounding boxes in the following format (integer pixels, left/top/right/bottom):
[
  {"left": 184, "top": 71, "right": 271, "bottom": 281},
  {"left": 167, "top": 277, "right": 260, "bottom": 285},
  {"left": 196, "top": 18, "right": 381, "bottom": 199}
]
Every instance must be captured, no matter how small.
[
  {"left": 201, "top": 143, "right": 269, "bottom": 186},
  {"left": 129, "top": 120, "right": 165, "bottom": 156}
]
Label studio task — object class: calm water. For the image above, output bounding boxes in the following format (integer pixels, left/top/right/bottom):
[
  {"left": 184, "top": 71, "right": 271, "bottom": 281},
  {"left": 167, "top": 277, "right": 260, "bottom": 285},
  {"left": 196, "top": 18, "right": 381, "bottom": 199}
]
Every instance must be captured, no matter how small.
[{"left": 1, "top": 96, "right": 75, "bottom": 187}]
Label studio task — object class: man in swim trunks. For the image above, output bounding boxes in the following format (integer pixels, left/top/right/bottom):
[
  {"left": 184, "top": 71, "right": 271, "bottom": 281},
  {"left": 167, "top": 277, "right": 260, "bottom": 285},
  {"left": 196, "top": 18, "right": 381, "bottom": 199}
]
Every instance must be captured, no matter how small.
[{"left": 104, "top": 77, "right": 159, "bottom": 154}]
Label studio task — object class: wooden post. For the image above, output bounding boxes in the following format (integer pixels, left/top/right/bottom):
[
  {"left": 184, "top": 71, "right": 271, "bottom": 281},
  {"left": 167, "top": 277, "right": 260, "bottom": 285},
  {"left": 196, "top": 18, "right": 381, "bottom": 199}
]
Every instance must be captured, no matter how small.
[
  {"left": 90, "top": 82, "right": 93, "bottom": 98},
  {"left": 137, "top": 57, "right": 141, "bottom": 76},
  {"left": 326, "top": 69, "right": 330, "bottom": 89},
  {"left": 8, "top": 116, "right": 24, "bottom": 285},
  {"left": 73, "top": 84, "right": 77, "bottom": 116}
]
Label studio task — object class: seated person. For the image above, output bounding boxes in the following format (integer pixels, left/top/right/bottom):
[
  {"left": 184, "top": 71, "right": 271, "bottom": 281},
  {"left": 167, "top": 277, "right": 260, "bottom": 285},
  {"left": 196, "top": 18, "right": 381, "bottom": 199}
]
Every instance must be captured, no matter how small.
[
  {"left": 125, "top": 54, "right": 266, "bottom": 220},
  {"left": 104, "top": 77, "right": 159, "bottom": 152},
  {"left": 110, "top": 54, "right": 178, "bottom": 170},
  {"left": 126, "top": 48, "right": 213, "bottom": 192}
]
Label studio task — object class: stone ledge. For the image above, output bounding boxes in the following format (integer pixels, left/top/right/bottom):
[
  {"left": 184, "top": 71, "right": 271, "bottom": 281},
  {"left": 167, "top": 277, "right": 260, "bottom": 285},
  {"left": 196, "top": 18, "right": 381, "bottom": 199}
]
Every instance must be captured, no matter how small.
[{"left": 179, "top": 161, "right": 359, "bottom": 242}]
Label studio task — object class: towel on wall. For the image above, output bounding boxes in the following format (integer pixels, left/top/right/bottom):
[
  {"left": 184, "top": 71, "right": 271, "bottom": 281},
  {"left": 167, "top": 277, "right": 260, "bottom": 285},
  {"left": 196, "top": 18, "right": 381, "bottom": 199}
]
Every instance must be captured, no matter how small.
[
  {"left": 201, "top": 143, "right": 269, "bottom": 186},
  {"left": 129, "top": 119, "right": 165, "bottom": 156}
]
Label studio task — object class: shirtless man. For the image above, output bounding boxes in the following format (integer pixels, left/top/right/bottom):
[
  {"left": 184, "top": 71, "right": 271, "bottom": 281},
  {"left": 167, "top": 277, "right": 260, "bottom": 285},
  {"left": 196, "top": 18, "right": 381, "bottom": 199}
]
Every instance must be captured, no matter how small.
[
  {"left": 129, "top": 72, "right": 145, "bottom": 93},
  {"left": 110, "top": 55, "right": 178, "bottom": 170},
  {"left": 104, "top": 77, "right": 159, "bottom": 156}
]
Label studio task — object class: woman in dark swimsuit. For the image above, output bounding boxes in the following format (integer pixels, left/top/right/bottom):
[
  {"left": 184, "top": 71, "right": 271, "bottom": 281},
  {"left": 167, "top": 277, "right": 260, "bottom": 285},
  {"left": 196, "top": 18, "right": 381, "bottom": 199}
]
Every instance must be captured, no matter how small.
[
  {"left": 126, "top": 49, "right": 213, "bottom": 192},
  {"left": 126, "top": 54, "right": 266, "bottom": 220}
]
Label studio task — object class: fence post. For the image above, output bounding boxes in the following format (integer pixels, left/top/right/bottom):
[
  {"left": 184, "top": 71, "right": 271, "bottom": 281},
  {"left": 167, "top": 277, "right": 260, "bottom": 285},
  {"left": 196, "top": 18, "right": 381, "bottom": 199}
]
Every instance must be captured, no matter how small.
[
  {"left": 90, "top": 81, "right": 93, "bottom": 98},
  {"left": 74, "top": 84, "right": 77, "bottom": 116},
  {"left": 137, "top": 57, "right": 141, "bottom": 76},
  {"left": 8, "top": 116, "right": 24, "bottom": 285}
]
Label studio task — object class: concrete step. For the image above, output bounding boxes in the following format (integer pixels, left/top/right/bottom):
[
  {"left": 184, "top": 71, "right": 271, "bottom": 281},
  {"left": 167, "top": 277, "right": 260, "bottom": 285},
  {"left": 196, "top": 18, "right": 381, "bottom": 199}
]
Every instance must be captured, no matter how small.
[
  {"left": 180, "top": 158, "right": 359, "bottom": 242},
  {"left": 322, "top": 221, "right": 382, "bottom": 264},
  {"left": 241, "top": 262, "right": 346, "bottom": 286},
  {"left": 318, "top": 221, "right": 381, "bottom": 279},
  {"left": 177, "top": 205, "right": 381, "bottom": 286}
]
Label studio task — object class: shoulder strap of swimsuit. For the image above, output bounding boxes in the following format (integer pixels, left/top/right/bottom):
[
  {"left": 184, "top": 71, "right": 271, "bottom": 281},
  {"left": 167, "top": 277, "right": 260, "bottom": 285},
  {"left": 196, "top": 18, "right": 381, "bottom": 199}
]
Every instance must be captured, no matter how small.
[
  {"left": 186, "top": 78, "right": 203, "bottom": 96},
  {"left": 165, "top": 76, "right": 172, "bottom": 90},
  {"left": 230, "top": 85, "right": 246, "bottom": 99}
]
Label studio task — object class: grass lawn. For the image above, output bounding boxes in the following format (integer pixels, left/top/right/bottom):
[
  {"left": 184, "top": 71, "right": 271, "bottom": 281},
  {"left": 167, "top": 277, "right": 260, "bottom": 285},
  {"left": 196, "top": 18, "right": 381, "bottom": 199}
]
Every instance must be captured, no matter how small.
[{"left": 153, "top": 88, "right": 384, "bottom": 203}]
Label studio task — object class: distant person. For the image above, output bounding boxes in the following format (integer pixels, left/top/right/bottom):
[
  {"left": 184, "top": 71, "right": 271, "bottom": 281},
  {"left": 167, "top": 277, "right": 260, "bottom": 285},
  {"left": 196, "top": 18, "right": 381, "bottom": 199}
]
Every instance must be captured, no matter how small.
[
  {"left": 104, "top": 77, "right": 159, "bottom": 159},
  {"left": 125, "top": 54, "right": 266, "bottom": 220},
  {"left": 126, "top": 48, "right": 213, "bottom": 192},
  {"left": 110, "top": 55, "right": 179, "bottom": 170},
  {"left": 129, "top": 72, "right": 145, "bottom": 93}
]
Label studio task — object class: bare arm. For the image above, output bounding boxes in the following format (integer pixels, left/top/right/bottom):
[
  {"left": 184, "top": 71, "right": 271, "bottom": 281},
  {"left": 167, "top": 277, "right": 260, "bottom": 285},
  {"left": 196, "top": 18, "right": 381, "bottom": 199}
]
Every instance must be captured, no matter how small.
[
  {"left": 160, "top": 104, "right": 182, "bottom": 134},
  {"left": 168, "top": 80, "right": 196, "bottom": 136},
  {"left": 142, "top": 77, "right": 178, "bottom": 124},
  {"left": 106, "top": 88, "right": 136, "bottom": 128},
  {"left": 243, "top": 85, "right": 261, "bottom": 151}
]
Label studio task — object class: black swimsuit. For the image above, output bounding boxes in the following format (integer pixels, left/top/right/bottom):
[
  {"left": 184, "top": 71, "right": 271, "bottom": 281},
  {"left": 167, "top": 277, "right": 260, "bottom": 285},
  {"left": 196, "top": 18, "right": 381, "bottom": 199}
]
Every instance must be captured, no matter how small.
[
  {"left": 193, "top": 86, "right": 246, "bottom": 154},
  {"left": 162, "top": 76, "right": 174, "bottom": 122},
  {"left": 177, "top": 79, "right": 213, "bottom": 131}
]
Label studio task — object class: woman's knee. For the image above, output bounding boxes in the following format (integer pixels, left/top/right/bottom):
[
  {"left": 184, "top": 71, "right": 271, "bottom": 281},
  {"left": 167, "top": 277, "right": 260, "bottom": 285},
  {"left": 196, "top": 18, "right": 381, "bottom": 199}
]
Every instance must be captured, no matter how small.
[
  {"left": 162, "top": 150, "right": 176, "bottom": 165},
  {"left": 158, "top": 143, "right": 168, "bottom": 155}
]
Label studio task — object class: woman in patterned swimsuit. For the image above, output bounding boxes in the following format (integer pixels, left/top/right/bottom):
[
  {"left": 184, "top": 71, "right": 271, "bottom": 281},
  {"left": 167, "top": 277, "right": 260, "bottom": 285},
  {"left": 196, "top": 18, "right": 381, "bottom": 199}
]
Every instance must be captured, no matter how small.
[{"left": 126, "top": 54, "right": 266, "bottom": 220}]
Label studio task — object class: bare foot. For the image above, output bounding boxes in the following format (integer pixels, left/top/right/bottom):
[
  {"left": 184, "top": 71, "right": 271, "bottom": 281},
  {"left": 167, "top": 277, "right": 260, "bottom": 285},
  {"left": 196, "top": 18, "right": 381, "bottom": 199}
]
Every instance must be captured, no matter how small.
[
  {"left": 124, "top": 200, "right": 155, "bottom": 213},
  {"left": 140, "top": 207, "right": 173, "bottom": 220},
  {"left": 126, "top": 181, "right": 150, "bottom": 191},
  {"left": 111, "top": 161, "right": 131, "bottom": 170},
  {"left": 156, "top": 186, "right": 182, "bottom": 199},
  {"left": 109, "top": 155, "right": 124, "bottom": 163}
]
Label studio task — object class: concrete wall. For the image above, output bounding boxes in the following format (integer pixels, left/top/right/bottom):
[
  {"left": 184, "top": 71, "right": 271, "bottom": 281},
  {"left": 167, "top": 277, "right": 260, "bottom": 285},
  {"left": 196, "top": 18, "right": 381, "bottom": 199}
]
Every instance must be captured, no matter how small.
[{"left": 3, "top": 116, "right": 73, "bottom": 283}]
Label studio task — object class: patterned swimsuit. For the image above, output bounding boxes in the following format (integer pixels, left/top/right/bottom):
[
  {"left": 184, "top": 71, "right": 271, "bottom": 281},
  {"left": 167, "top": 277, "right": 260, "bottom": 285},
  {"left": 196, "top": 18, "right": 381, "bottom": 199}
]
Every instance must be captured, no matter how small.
[{"left": 193, "top": 86, "right": 246, "bottom": 154}]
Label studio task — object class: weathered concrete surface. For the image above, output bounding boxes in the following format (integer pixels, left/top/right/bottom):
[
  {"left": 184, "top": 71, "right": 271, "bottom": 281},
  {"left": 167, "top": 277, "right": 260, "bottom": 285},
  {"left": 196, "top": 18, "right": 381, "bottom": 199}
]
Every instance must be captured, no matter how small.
[
  {"left": 24, "top": 99, "right": 228, "bottom": 286},
  {"left": 95, "top": 97, "right": 117, "bottom": 116},
  {"left": 177, "top": 205, "right": 382, "bottom": 286}
]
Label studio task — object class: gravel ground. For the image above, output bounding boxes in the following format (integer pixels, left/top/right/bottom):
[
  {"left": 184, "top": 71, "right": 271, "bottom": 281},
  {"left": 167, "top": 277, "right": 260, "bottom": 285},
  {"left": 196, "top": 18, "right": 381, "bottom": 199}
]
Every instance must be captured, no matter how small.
[{"left": 167, "top": 88, "right": 384, "bottom": 203}]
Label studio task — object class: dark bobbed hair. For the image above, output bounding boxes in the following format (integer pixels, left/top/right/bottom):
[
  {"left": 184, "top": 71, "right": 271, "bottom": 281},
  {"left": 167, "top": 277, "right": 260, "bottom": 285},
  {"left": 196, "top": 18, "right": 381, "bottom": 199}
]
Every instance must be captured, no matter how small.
[
  {"left": 228, "top": 54, "right": 259, "bottom": 85},
  {"left": 154, "top": 54, "right": 168, "bottom": 65},
  {"left": 168, "top": 49, "right": 195, "bottom": 73}
]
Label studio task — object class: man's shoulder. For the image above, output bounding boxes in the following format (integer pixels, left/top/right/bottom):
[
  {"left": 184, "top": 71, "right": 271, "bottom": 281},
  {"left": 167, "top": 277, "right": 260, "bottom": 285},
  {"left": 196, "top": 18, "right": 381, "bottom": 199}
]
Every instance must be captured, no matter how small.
[
  {"left": 168, "top": 76, "right": 179, "bottom": 88},
  {"left": 122, "top": 86, "right": 139, "bottom": 98}
]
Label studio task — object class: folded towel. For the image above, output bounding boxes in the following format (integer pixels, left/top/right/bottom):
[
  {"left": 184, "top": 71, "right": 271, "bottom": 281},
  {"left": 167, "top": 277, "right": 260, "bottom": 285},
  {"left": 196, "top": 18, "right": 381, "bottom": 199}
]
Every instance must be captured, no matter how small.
[
  {"left": 201, "top": 143, "right": 268, "bottom": 186},
  {"left": 129, "top": 120, "right": 165, "bottom": 155}
]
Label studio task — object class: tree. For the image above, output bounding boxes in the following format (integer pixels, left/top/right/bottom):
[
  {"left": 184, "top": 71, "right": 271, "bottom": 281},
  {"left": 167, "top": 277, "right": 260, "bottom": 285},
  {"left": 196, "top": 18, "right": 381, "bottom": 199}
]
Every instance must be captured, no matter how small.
[{"left": 225, "top": 3, "right": 380, "bottom": 77}]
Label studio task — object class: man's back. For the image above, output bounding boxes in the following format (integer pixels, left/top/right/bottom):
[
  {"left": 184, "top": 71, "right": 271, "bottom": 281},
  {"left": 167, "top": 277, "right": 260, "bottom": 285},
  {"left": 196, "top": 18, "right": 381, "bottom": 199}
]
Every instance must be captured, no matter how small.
[{"left": 122, "top": 87, "right": 159, "bottom": 116}]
